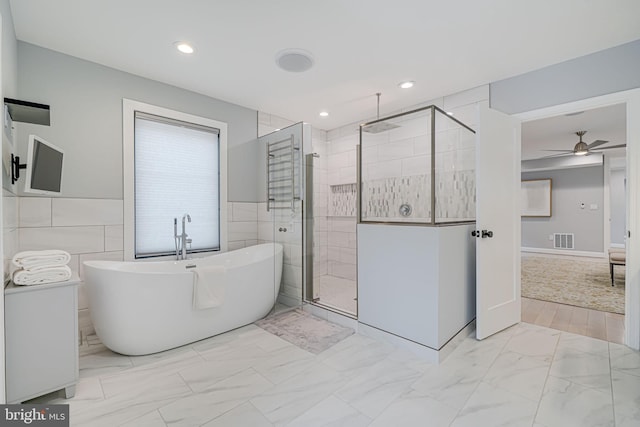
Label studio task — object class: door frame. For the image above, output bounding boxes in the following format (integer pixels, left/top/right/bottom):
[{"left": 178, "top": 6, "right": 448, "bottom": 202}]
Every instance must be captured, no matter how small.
[{"left": 515, "top": 88, "right": 640, "bottom": 350}]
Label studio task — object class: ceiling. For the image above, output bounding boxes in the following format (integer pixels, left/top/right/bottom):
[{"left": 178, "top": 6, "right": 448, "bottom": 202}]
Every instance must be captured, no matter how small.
[
  {"left": 522, "top": 103, "right": 627, "bottom": 160},
  {"left": 9, "top": 0, "right": 640, "bottom": 131}
]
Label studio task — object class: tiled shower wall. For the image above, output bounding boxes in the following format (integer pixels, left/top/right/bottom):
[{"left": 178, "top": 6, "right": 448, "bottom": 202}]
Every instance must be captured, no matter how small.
[
  {"left": 7, "top": 195, "right": 262, "bottom": 349},
  {"left": 321, "top": 128, "right": 359, "bottom": 284}
]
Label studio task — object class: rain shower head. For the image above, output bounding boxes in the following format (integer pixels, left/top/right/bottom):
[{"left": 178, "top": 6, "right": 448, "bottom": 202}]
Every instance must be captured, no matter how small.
[
  {"left": 362, "top": 121, "right": 400, "bottom": 133},
  {"left": 361, "top": 92, "right": 400, "bottom": 134}
]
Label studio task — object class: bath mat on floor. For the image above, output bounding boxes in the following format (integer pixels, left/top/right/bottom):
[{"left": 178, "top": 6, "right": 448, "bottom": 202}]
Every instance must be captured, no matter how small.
[{"left": 255, "top": 309, "right": 354, "bottom": 354}]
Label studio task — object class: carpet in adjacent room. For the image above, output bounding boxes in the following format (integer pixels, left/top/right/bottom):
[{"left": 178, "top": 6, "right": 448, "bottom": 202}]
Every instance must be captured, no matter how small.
[{"left": 521, "top": 254, "right": 625, "bottom": 314}]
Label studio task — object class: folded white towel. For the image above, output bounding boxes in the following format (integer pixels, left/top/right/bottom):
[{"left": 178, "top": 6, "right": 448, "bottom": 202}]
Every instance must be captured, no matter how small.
[
  {"left": 12, "top": 250, "right": 71, "bottom": 271},
  {"left": 13, "top": 265, "right": 73, "bottom": 286},
  {"left": 192, "top": 265, "right": 226, "bottom": 310}
]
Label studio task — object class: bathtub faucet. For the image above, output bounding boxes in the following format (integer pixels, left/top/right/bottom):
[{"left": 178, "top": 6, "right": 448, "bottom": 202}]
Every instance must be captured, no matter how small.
[{"left": 174, "top": 214, "right": 192, "bottom": 260}]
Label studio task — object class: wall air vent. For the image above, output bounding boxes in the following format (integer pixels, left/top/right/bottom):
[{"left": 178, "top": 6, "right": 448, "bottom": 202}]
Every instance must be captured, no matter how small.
[{"left": 553, "top": 233, "right": 574, "bottom": 249}]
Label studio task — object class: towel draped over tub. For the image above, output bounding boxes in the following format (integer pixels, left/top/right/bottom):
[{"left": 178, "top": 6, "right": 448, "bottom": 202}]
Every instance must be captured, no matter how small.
[{"left": 192, "top": 265, "right": 226, "bottom": 309}]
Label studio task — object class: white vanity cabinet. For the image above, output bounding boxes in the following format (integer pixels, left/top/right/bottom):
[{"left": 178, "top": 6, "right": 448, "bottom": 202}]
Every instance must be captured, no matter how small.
[{"left": 5, "top": 279, "right": 79, "bottom": 403}]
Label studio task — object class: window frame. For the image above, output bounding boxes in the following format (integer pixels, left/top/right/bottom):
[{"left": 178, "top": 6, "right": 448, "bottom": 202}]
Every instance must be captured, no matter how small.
[{"left": 123, "top": 99, "right": 228, "bottom": 261}]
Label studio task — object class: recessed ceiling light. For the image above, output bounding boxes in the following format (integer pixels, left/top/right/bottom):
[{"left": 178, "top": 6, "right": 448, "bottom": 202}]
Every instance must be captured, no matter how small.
[
  {"left": 399, "top": 81, "right": 415, "bottom": 89},
  {"left": 319, "top": 111, "right": 329, "bottom": 117},
  {"left": 275, "top": 49, "right": 314, "bottom": 72},
  {"left": 175, "top": 42, "right": 194, "bottom": 54}
]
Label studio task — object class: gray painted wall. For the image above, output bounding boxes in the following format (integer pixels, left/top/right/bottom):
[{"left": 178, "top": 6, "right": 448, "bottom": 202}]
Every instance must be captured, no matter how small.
[
  {"left": 522, "top": 166, "right": 604, "bottom": 252},
  {"left": 490, "top": 39, "right": 640, "bottom": 114},
  {"left": 610, "top": 168, "right": 626, "bottom": 245},
  {"left": 1, "top": 0, "right": 18, "bottom": 191},
  {"left": 16, "top": 42, "right": 259, "bottom": 201}
]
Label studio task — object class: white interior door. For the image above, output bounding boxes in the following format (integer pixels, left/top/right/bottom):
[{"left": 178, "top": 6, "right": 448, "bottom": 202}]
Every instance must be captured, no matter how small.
[{"left": 476, "top": 103, "right": 522, "bottom": 340}]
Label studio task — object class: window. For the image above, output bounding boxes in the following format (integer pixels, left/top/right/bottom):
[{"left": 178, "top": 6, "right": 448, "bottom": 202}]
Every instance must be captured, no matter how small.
[{"left": 123, "top": 100, "right": 227, "bottom": 260}]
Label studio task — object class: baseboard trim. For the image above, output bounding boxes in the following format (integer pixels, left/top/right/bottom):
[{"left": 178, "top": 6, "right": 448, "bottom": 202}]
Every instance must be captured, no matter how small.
[{"left": 521, "top": 247, "right": 605, "bottom": 258}]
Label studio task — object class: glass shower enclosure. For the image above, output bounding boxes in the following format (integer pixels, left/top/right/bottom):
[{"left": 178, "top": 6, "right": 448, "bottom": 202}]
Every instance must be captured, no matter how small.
[
  {"left": 357, "top": 105, "right": 477, "bottom": 350},
  {"left": 359, "top": 105, "right": 476, "bottom": 224}
]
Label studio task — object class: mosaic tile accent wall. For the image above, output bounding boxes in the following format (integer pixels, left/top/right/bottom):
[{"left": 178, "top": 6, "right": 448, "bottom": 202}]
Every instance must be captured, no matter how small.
[
  {"left": 330, "top": 183, "right": 357, "bottom": 217},
  {"left": 362, "top": 171, "right": 475, "bottom": 222},
  {"left": 362, "top": 175, "right": 431, "bottom": 221},
  {"left": 436, "top": 170, "right": 476, "bottom": 221}
]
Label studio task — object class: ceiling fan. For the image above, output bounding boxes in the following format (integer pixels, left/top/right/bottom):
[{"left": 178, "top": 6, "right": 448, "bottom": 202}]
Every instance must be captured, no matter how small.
[{"left": 543, "top": 131, "right": 626, "bottom": 157}]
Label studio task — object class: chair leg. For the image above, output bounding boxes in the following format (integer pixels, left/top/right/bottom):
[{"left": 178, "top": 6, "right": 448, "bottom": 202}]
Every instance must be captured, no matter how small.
[{"left": 610, "top": 263, "right": 614, "bottom": 286}]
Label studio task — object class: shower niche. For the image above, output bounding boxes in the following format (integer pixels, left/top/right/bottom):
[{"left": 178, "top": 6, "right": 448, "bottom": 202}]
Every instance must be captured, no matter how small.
[{"left": 357, "top": 106, "right": 477, "bottom": 358}]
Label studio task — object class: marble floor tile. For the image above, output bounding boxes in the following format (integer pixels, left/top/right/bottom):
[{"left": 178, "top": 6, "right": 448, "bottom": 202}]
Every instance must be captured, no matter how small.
[
  {"left": 201, "top": 402, "right": 273, "bottom": 427},
  {"left": 549, "top": 346, "right": 612, "bottom": 392},
  {"left": 368, "top": 389, "right": 459, "bottom": 427},
  {"left": 159, "top": 368, "right": 274, "bottom": 426},
  {"left": 535, "top": 375, "right": 614, "bottom": 427},
  {"left": 444, "top": 334, "right": 508, "bottom": 369},
  {"left": 484, "top": 350, "right": 551, "bottom": 401},
  {"left": 450, "top": 381, "right": 538, "bottom": 427},
  {"left": 130, "top": 342, "right": 201, "bottom": 367},
  {"left": 70, "top": 373, "right": 192, "bottom": 427},
  {"left": 286, "top": 395, "right": 371, "bottom": 427},
  {"left": 611, "top": 369, "right": 640, "bottom": 426},
  {"left": 178, "top": 344, "right": 270, "bottom": 393},
  {"left": 504, "top": 327, "right": 560, "bottom": 357},
  {"left": 250, "top": 363, "right": 347, "bottom": 426},
  {"left": 79, "top": 349, "right": 133, "bottom": 378},
  {"left": 195, "top": 339, "right": 271, "bottom": 364},
  {"left": 317, "top": 334, "right": 395, "bottom": 376},
  {"left": 245, "top": 329, "right": 297, "bottom": 353},
  {"left": 190, "top": 324, "right": 262, "bottom": 352},
  {"left": 556, "top": 331, "right": 610, "bottom": 358},
  {"left": 120, "top": 409, "right": 167, "bottom": 427},
  {"left": 99, "top": 349, "right": 205, "bottom": 398},
  {"left": 609, "top": 342, "right": 640, "bottom": 377},
  {"left": 334, "top": 358, "right": 421, "bottom": 418},
  {"left": 31, "top": 314, "right": 640, "bottom": 427},
  {"left": 410, "top": 360, "right": 488, "bottom": 410},
  {"left": 252, "top": 345, "right": 316, "bottom": 384}
]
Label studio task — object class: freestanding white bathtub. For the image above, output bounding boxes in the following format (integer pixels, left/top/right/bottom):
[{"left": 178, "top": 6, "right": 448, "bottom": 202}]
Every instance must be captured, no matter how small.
[{"left": 83, "top": 243, "right": 283, "bottom": 356}]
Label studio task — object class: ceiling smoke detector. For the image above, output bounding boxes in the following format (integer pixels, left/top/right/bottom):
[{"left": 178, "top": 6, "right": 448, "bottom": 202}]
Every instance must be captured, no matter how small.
[{"left": 275, "top": 49, "right": 314, "bottom": 73}]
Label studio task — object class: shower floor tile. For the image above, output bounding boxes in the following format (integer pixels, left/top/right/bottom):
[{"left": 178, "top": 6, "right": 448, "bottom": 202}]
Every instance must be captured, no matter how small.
[{"left": 316, "top": 274, "right": 357, "bottom": 315}]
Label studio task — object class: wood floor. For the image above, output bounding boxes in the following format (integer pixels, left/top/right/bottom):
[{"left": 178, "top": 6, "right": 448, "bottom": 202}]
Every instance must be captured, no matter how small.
[{"left": 522, "top": 297, "right": 625, "bottom": 344}]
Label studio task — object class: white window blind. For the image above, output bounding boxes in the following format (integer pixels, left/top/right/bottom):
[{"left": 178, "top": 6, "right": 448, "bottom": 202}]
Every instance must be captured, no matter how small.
[{"left": 134, "top": 112, "right": 220, "bottom": 258}]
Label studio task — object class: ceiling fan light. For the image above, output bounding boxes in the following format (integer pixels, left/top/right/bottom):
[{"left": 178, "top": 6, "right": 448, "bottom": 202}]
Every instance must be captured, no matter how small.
[{"left": 573, "top": 140, "right": 589, "bottom": 155}]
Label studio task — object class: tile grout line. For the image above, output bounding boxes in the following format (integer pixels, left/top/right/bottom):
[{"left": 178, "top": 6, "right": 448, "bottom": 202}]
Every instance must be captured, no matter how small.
[{"left": 607, "top": 342, "right": 618, "bottom": 427}]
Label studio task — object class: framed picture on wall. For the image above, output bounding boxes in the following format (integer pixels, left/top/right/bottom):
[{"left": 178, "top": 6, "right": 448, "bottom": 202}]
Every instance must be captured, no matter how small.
[{"left": 521, "top": 179, "right": 552, "bottom": 217}]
